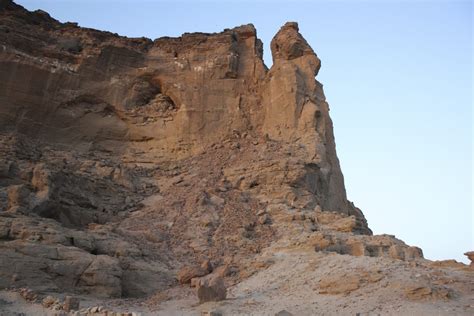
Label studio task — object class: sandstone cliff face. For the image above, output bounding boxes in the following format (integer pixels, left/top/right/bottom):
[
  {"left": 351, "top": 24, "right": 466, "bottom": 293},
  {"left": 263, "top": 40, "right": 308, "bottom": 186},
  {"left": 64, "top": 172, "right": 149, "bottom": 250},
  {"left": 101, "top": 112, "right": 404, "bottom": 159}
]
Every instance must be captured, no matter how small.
[
  {"left": 263, "top": 22, "right": 348, "bottom": 214},
  {"left": 0, "top": 1, "right": 430, "bottom": 299}
]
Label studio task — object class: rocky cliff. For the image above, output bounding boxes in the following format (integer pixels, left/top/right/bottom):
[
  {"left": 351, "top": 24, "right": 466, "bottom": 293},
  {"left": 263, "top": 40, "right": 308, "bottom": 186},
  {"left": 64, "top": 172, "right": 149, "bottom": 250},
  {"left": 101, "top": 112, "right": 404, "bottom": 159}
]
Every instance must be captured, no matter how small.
[{"left": 0, "top": 2, "right": 472, "bottom": 315}]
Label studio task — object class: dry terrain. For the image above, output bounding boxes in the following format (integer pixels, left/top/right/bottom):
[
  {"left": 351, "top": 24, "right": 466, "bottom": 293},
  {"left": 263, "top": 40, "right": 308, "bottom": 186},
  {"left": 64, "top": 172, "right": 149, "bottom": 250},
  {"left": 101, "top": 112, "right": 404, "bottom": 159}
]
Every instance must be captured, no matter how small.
[{"left": 0, "top": 1, "right": 472, "bottom": 315}]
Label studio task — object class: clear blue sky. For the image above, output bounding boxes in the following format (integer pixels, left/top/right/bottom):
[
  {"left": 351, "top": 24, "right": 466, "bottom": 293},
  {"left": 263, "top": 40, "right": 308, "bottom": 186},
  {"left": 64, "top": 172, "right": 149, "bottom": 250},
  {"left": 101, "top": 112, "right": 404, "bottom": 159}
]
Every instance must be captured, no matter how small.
[{"left": 17, "top": 0, "right": 472, "bottom": 263}]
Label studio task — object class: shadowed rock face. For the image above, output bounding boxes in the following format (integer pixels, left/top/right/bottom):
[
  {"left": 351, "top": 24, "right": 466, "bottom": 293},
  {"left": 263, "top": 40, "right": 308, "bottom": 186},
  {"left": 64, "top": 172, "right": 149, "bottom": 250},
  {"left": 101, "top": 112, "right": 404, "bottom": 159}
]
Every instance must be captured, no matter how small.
[{"left": 0, "top": 1, "right": 429, "bottom": 299}]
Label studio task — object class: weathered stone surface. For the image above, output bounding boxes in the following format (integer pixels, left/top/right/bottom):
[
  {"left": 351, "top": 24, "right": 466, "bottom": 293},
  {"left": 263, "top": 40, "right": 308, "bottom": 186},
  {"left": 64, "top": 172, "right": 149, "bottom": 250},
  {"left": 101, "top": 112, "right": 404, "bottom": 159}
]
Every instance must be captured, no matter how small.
[
  {"left": 177, "top": 266, "right": 209, "bottom": 284},
  {"left": 197, "top": 275, "right": 227, "bottom": 303},
  {"left": 319, "top": 275, "right": 360, "bottom": 295},
  {"left": 78, "top": 255, "right": 122, "bottom": 297},
  {"left": 404, "top": 285, "right": 451, "bottom": 301},
  {"left": 261, "top": 22, "right": 352, "bottom": 218},
  {"left": 0, "top": 1, "right": 433, "bottom": 302}
]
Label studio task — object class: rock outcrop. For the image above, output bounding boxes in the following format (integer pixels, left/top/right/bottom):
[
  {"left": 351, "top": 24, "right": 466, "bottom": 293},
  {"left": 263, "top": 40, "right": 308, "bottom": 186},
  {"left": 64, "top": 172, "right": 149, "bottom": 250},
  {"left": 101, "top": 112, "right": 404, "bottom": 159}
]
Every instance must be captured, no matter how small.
[
  {"left": 464, "top": 251, "right": 474, "bottom": 267},
  {"left": 196, "top": 274, "right": 227, "bottom": 303},
  {"left": 0, "top": 1, "right": 458, "bottom": 304}
]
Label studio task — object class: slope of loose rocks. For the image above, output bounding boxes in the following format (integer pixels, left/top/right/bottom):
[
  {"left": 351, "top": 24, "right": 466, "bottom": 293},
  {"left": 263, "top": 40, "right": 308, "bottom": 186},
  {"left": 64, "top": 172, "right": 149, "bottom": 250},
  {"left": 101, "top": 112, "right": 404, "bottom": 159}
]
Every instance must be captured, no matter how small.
[{"left": 0, "top": 1, "right": 472, "bottom": 315}]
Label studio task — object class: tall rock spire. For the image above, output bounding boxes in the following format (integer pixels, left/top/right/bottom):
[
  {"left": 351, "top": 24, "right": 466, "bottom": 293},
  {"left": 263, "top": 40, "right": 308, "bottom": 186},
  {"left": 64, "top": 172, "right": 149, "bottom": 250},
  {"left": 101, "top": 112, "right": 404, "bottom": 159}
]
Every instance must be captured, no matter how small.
[{"left": 262, "top": 22, "right": 357, "bottom": 220}]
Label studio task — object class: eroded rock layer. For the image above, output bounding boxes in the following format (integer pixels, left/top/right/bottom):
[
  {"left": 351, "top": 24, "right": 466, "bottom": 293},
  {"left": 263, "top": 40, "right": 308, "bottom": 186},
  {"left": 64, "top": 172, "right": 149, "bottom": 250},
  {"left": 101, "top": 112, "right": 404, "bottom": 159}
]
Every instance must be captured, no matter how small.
[{"left": 0, "top": 1, "right": 431, "bottom": 299}]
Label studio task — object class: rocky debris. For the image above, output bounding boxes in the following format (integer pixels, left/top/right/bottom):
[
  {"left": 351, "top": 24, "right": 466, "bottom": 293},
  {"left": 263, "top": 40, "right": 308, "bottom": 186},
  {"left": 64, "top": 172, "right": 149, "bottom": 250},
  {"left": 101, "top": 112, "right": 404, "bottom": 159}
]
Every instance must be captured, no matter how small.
[
  {"left": 201, "top": 260, "right": 213, "bottom": 273},
  {"left": 258, "top": 213, "right": 271, "bottom": 225},
  {"left": 319, "top": 275, "right": 361, "bottom": 295},
  {"left": 74, "top": 305, "right": 142, "bottom": 315},
  {"left": 0, "top": 3, "right": 470, "bottom": 314},
  {"left": 29, "top": 293, "right": 143, "bottom": 316},
  {"left": 309, "top": 231, "right": 423, "bottom": 261},
  {"left": 404, "top": 284, "right": 451, "bottom": 301},
  {"left": 201, "top": 311, "right": 222, "bottom": 316},
  {"left": 317, "top": 266, "right": 389, "bottom": 295},
  {"left": 42, "top": 295, "right": 62, "bottom": 310},
  {"left": 197, "top": 275, "right": 227, "bottom": 303},
  {"left": 17, "top": 288, "right": 37, "bottom": 302},
  {"left": 464, "top": 251, "right": 474, "bottom": 267},
  {"left": 275, "top": 310, "right": 294, "bottom": 316},
  {"left": 178, "top": 265, "right": 210, "bottom": 284},
  {"left": 315, "top": 211, "right": 368, "bottom": 234},
  {"left": 430, "top": 259, "right": 467, "bottom": 269},
  {"left": 213, "top": 264, "right": 232, "bottom": 278}
]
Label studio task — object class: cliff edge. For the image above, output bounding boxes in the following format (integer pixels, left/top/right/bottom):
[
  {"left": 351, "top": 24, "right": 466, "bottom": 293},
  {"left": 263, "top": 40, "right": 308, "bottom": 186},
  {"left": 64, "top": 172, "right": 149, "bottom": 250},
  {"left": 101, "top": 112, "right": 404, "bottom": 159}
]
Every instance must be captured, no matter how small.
[{"left": 0, "top": 1, "right": 472, "bottom": 315}]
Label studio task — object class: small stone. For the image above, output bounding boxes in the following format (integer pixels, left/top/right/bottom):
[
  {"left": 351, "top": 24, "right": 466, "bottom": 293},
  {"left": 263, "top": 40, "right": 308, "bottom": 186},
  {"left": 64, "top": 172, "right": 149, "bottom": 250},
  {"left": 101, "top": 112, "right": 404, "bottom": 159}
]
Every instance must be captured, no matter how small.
[
  {"left": 209, "top": 194, "right": 225, "bottom": 207},
  {"left": 258, "top": 214, "right": 271, "bottom": 225},
  {"left": 201, "top": 259, "right": 213, "bottom": 273},
  {"left": 275, "top": 310, "right": 293, "bottom": 316},
  {"left": 42, "top": 295, "right": 56, "bottom": 308},
  {"left": 50, "top": 302, "right": 60, "bottom": 310}
]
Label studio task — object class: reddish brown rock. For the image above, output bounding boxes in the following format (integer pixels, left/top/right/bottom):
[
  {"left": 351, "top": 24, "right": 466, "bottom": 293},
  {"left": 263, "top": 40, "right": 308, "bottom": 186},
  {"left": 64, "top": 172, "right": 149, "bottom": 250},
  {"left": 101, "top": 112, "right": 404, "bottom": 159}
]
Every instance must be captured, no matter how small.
[{"left": 178, "top": 266, "right": 209, "bottom": 284}]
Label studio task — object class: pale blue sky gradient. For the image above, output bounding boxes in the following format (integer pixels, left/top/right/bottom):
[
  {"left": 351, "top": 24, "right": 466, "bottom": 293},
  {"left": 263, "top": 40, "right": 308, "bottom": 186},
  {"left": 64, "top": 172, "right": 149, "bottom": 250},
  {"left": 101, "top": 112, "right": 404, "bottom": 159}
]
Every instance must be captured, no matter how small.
[{"left": 17, "top": 0, "right": 472, "bottom": 263}]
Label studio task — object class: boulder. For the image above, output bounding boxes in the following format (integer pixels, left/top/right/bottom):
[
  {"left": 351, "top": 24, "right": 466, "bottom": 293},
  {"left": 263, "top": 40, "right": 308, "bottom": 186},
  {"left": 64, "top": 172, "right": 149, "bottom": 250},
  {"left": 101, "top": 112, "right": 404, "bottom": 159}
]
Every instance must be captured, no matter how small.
[
  {"left": 78, "top": 255, "right": 122, "bottom": 298},
  {"left": 177, "top": 265, "right": 209, "bottom": 284},
  {"left": 197, "top": 275, "right": 227, "bottom": 303}
]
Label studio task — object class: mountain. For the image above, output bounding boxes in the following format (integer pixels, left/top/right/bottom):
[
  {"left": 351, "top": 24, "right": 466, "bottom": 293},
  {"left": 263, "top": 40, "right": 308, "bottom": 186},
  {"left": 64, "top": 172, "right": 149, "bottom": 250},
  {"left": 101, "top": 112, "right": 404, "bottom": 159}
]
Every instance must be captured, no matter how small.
[{"left": 0, "top": 1, "right": 472, "bottom": 315}]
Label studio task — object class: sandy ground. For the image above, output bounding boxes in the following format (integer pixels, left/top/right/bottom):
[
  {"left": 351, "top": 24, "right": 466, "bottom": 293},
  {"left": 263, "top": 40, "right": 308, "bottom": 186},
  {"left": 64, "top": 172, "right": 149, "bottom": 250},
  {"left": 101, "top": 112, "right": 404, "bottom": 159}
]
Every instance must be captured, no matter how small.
[{"left": 1, "top": 249, "right": 472, "bottom": 316}]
